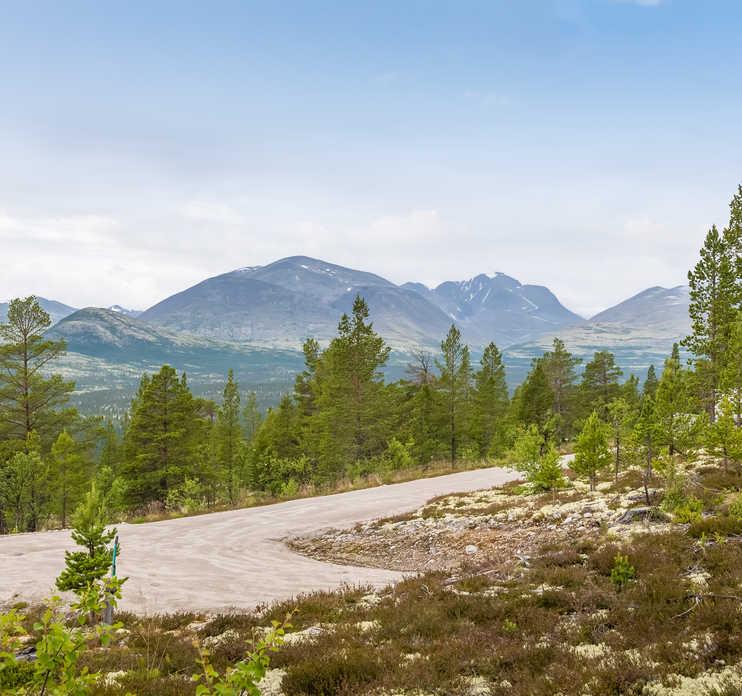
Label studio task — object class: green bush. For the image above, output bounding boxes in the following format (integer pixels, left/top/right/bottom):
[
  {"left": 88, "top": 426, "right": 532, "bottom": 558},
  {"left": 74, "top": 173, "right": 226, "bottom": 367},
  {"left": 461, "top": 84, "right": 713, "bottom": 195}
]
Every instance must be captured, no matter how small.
[
  {"left": 610, "top": 554, "right": 636, "bottom": 591},
  {"left": 672, "top": 497, "right": 704, "bottom": 523},
  {"left": 166, "top": 478, "right": 205, "bottom": 514},
  {"left": 728, "top": 496, "right": 742, "bottom": 520},
  {"left": 384, "top": 437, "right": 415, "bottom": 470}
]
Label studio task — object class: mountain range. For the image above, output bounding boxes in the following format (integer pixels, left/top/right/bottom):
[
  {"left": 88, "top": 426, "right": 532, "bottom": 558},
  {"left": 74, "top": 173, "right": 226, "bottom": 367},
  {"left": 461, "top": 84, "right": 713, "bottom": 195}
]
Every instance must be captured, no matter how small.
[
  {"left": 139, "top": 256, "right": 584, "bottom": 349},
  {"left": 2, "top": 256, "right": 690, "bottom": 412}
]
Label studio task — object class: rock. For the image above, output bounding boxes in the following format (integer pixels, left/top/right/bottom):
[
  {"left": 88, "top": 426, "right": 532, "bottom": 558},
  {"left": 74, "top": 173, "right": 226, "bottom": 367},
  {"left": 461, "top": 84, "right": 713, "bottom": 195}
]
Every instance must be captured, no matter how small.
[
  {"left": 571, "top": 643, "right": 610, "bottom": 659},
  {"left": 258, "top": 668, "right": 287, "bottom": 696},
  {"left": 359, "top": 592, "right": 382, "bottom": 608},
  {"left": 465, "top": 544, "right": 479, "bottom": 555},
  {"left": 615, "top": 507, "right": 670, "bottom": 524},
  {"left": 14, "top": 645, "right": 36, "bottom": 662},
  {"left": 99, "top": 670, "right": 127, "bottom": 687},
  {"left": 203, "top": 628, "right": 240, "bottom": 649},
  {"left": 282, "top": 624, "right": 326, "bottom": 646},
  {"left": 460, "top": 675, "right": 492, "bottom": 696}
]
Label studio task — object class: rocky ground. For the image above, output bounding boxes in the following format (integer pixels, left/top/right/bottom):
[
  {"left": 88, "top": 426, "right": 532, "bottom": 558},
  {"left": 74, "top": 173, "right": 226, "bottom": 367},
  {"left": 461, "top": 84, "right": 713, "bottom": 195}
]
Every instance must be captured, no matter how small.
[{"left": 289, "top": 474, "right": 673, "bottom": 578}]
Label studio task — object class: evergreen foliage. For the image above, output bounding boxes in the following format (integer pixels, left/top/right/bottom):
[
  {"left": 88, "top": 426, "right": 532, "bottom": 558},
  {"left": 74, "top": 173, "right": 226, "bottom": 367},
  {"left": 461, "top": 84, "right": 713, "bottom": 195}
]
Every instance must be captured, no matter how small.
[
  {"left": 573, "top": 411, "right": 611, "bottom": 490},
  {"left": 56, "top": 483, "right": 116, "bottom": 595}
]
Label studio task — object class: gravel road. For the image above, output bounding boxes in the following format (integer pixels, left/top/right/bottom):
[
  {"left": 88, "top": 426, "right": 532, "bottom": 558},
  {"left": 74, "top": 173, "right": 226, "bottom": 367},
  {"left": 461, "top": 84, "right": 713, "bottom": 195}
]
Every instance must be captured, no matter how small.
[{"left": 0, "top": 466, "right": 517, "bottom": 613}]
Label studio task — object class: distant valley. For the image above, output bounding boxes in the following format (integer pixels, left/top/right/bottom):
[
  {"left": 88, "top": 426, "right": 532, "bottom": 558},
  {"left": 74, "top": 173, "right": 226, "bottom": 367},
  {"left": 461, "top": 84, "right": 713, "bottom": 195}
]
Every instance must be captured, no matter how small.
[{"left": 3, "top": 257, "right": 690, "bottom": 412}]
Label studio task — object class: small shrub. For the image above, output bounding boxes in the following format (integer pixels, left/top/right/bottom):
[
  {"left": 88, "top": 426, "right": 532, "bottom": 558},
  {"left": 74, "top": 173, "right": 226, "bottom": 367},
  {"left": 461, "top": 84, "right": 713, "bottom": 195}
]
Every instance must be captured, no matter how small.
[
  {"left": 166, "top": 478, "right": 205, "bottom": 514},
  {"left": 502, "top": 618, "right": 518, "bottom": 634},
  {"left": 610, "top": 554, "right": 636, "bottom": 591},
  {"left": 728, "top": 496, "right": 742, "bottom": 520},
  {"left": 282, "top": 648, "right": 381, "bottom": 695},
  {"left": 673, "top": 497, "right": 704, "bottom": 523}
]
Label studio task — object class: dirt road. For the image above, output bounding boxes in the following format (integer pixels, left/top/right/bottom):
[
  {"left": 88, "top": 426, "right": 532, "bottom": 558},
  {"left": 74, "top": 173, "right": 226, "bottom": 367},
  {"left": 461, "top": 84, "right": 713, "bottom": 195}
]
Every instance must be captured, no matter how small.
[{"left": 0, "top": 466, "right": 517, "bottom": 613}]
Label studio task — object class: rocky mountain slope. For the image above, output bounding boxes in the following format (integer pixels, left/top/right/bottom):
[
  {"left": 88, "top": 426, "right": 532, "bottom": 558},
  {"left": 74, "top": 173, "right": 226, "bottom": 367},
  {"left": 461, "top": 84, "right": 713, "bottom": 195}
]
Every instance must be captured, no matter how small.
[
  {"left": 403, "top": 272, "right": 585, "bottom": 347},
  {"left": 140, "top": 256, "right": 583, "bottom": 349},
  {"left": 505, "top": 284, "right": 691, "bottom": 380},
  {"left": 590, "top": 284, "right": 690, "bottom": 335}
]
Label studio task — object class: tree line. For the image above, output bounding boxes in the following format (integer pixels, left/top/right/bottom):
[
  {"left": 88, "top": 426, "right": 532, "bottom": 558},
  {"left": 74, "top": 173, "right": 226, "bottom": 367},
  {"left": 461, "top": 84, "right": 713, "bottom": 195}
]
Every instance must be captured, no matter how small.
[{"left": 0, "top": 185, "right": 740, "bottom": 531}]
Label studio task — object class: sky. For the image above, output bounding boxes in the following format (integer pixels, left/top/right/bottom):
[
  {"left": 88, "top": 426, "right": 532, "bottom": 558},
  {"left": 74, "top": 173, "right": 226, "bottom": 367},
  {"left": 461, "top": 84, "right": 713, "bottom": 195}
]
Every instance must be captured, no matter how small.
[{"left": 1, "top": 1, "right": 741, "bottom": 318}]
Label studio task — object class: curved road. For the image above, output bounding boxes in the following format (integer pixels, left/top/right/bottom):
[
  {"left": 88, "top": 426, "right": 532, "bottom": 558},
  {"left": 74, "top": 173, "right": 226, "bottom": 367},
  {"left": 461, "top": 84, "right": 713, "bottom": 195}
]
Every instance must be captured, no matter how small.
[{"left": 0, "top": 466, "right": 517, "bottom": 613}]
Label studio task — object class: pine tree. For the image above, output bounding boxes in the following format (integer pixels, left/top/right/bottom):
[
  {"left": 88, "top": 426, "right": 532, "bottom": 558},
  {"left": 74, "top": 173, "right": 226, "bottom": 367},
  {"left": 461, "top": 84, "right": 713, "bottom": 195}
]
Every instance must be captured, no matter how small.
[
  {"left": 606, "top": 398, "right": 632, "bottom": 481},
  {"left": 515, "top": 358, "right": 553, "bottom": 430},
  {"left": 50, "top": 430, "right": 88, "bottom": 528},
  {"left": 99, "top": 420, "right": 122, "bottom": 472},
  {"left": 56, "top": 483, "right": 116, "bottom": 597},
  {"left": 633, "top": 394, "right": 662, "bottom": 504},
  {"left": 573, "top": 411, "right": 611, "bottom": 491},
  {"left": 621, "top": 374, "right": 642, "bottom": 412},
  {"left": 216, "top": 370, "right": 242, "bottom": 503},
  {"left": 406, "top": 350, "right": 440, "bottom": 466},
  {"left": 643, "top": 365, "right": 659, "bottom": 399},
  {"left": 720, "top": 312, "right": 742, "bottom": 423},
  {"left": 541, "top": 338, "right": 580, "bottom": 440},
  {"left": 511, "top": 425, "right": 565, "bottom": 495},
  {"left": 654, "top": 344, "right": 697, "bottom": 455},
  {"left": 706, "top": 397, "right": 742, "bottom": 471},
  {"left": 242, "top": 392, "right": 263, "bottom": 442},
  {"left": 580, "top": 351, "right": 622, "bottom": 419},
  {"left": 294, "top": 338, "right": 320, "bottom": 419},
  {"left": 121, "top": 366, "right": 204, "bottom": 507},
  {"left": 682, "top": 224, "right": 738, "bottom": 422},
  {"left": 0, "top": 447, "right": 42, "bottom": 532},
  {"left": 0, "top": 297, "right": 74, "bottom": 449},
  {"left": 471, "top": 342, "right": 509, "bottom": 457},
  {"left": 436, "top": 325, "right": 472, "bottom": 466},
  {"left": 311, "top": 296, "right": 391, "bottom": 480}
]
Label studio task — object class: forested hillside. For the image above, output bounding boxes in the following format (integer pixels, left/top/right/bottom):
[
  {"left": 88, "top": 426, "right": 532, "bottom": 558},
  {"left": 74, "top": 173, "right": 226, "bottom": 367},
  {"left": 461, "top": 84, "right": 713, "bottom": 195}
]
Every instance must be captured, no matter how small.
[{"left": 0, "top": 186, "right": 740, "bottom": 533}]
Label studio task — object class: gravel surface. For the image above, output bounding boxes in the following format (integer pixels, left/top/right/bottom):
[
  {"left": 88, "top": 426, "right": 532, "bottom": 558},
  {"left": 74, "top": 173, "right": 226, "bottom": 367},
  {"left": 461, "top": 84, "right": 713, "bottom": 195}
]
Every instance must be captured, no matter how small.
[{"left": 0, "top": 466, "right": 517, "bottom": 613}]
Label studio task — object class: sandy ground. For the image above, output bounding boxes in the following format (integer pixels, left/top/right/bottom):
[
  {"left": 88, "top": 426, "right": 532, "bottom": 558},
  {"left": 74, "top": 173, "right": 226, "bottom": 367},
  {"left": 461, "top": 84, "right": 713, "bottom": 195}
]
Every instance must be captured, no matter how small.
[{"left": 0, "top": 466, "right": 517, "bottom": 614}]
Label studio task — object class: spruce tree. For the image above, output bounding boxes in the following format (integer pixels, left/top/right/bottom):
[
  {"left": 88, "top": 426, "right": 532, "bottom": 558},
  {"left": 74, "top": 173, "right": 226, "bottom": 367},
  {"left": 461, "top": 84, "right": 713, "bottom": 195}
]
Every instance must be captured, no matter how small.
[
  {"left": 471, "top": 342, "right": 509, "bottom": 457},
  {"left": 121, "top": 366, "right": 203, "bottom": 507},
  {"left": 573, "top": 411, "right": 611, "bottom": 491},
  {"left": 436, "top": 324, "right": 472, "bottom": 466},
  {"left": 216, "top": 370, "right": 242, "bottom": 503}
]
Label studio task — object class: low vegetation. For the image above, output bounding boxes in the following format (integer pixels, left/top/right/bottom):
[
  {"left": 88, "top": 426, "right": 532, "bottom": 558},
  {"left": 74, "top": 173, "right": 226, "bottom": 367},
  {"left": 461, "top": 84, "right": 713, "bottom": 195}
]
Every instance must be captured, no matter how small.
[{"left": 5, "top": 452, "right": 742, "bottom": 695}]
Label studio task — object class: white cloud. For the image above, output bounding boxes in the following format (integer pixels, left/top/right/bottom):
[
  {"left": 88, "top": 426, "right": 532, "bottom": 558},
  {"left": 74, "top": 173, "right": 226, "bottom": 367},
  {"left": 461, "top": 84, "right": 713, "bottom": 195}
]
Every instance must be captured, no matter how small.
[
  {"left": 0, "top": 210, "right": 118, "bottom": 246},
  {"left": 180, "top": 200, "right": 244, "bottom": 225}
]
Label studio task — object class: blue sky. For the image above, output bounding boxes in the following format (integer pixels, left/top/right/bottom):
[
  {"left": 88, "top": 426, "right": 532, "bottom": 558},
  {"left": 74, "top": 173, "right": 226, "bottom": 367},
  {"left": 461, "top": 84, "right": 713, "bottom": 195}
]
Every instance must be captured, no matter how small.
[{"left": 1, "top": 0, "right": 740, "bottom": 316}]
